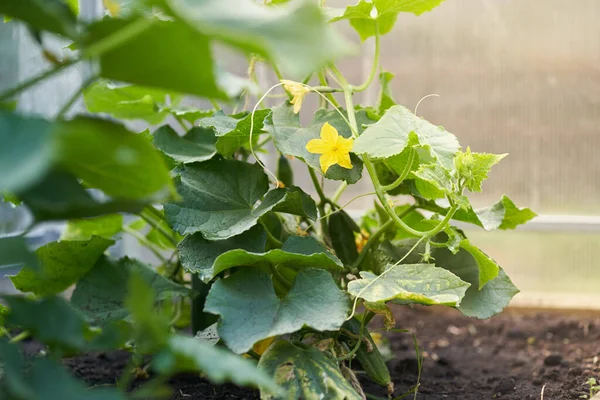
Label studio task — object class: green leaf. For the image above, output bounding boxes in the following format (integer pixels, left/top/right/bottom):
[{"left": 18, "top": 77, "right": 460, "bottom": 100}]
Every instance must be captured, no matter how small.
[
  {"left": 264, "top": 103, "right": 365, "bottom": 184},
  {"left": 378, "top": 71, "right": 396, "bottom": 114},
  {"left": 424, "top": 195, "right": 536, "bottom": 231},
  {"left": 353, "top": 105, "right": 460, "bottom": 170},
  {"left": 0, "top": 236, "right": 38, "bottom": 271},
  {"left": 83, "top": 80, "right": 181, "bottom": 125},
  {"left": 154, "top": 335, "right": 281, "bottom": 394},
  {"left": 180, "top": 229, "right": 342, "bottom": 282},
  {"left": 380, "top": 240, "right": 518, "bottom": 318},
  {"left": 199, "top": 110, "right": 271, "bottom": 158},
  {"left": 0, "top": 305, "right": 7, "bottom": 327},
  {"left": 168, "top": 107, "right": 214, "bottom": 124},
  {"left": 277, "top": 155, "right": 294, "bottom": 188},
  {"left": 10, "top": 236, "right": 113, "bottom": 296},
  {"left": 165, "top": 159, "right": 316, "bottom": 239},
  {"left": 0, "top": 0, "right": 77, "bottom": 38},
  {"left": 4, "top": 296, "right": 89, "bottom": 353},
  {"left": 411, "top": 163, "right": 454, "bottom": 200},
  {"left": 153, "top": 125, "right": 217, "bottom": 164},
  {"left": 205, "top": 269, "right": 350, "bottom": 354},
  {"left": 331, "top": 0, "right": 444, "bottom": 41},
  {"left": 18, "top": 169, "right": 144, "bottom": 221},
  {"left": 56, "top": 117, "right": 175, "bottom": 200},
  {"left": 328, "top": 210, "right": 359, "bottom": 265},
  {"left": 0, "top": 112, "right": 55, "bottom": 193},
  {"left": 459, "top": 239, "right": 499, "bottom": 289},
  {"left": 347, "top": 263, "right": 470, "bottom": 306},
  {"left": 61, "top": 214, "right": 123, "bottom": 240},
  {"left": 71, "top": 257, "right": 190, "bottom": 325},
  {"left": 455, "top": 147, "right": 507, "bottom": 192},
  {"left": 84, "top": 17, "right": 226, "bottom": 99},
  {"left": 0, "top": 339, "right": 32, "bottom": 399},
  {"left": 163, "top": 0, "right": 351, "bottom": 79},
  {"left": 258, "top": 340, "right": 362, "bottom": 400}
]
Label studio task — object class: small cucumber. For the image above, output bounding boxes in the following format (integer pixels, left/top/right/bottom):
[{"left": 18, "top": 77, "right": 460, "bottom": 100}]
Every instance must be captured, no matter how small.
[{"left": 341, "top": 318, "right": 393, "bottom": 394}]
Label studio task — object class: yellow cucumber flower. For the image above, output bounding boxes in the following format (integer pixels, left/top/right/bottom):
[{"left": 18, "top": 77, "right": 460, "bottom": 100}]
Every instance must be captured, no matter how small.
[
  {"left": 281, "top": 80, "right": 310, "bottom": 114},
  {"left": 306, "top": 123, "right": 354, "bottom": 173},
  {"left": 103, "top": 0, "right": 121, "bottom": 16}
]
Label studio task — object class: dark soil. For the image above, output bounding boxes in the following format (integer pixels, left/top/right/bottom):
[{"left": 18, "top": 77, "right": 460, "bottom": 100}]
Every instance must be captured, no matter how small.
[{"left": 59, "top": 306, "right": 600, "bottom": 400}]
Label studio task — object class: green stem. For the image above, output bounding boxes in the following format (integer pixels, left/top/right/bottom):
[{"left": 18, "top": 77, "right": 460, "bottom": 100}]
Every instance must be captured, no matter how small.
[
  {"left": 331, "top": 182, "right": 348, "bottom": 204},
  {"left": 308, "top": 167, "right": 327, "bottom": 205},
  {"left": 123, "top": 226, "right": 167, "bottom": 263},
  {"left": 318, "top": 70, "right": 341, "bottom": 109},
  {"left": 139, "top": 210, "right": 178, "bottom": 247},
  {"left": 0, "top": 60, "right": 78, "bottom": 102},
  {"left": 209, "top": 99, "right": 220, "bottom": 109},
  {"left": 256, "top": 136, "right": 271, "bottom": 149},
  {"left": 270, "top": 265, "right": 291, "bottom": 290},
  {"left": 381, "top": 148, "right": 415, "bottom": 192},
  {"left": 56, "top": 75, "right": 97, "bottom": 119},
  {"left": 353, "top": 24, "right": 380, "bottom": 93},
  {"left": 352, "top": 205, "right": 416, "bottom": 269},
  {"left": 260, "top": 220, "right": 283, "bottom": 248},
  {"left": 9, "top": 331, "right": 29, "bottom": 344}
]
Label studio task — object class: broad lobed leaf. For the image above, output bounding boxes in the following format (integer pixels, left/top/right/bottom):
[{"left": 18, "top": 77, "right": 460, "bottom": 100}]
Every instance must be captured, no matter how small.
[{"left": 205, "top": 269, "right": 350, "bottom": 354}]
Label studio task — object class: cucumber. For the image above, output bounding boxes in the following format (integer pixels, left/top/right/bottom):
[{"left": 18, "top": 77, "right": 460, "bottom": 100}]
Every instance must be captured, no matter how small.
[{"left": 341, "top": 318, "right": 393, "bottom": 394}]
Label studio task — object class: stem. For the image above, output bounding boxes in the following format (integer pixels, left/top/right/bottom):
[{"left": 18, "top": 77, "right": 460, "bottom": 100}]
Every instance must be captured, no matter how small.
[
  {"left": 9, "top": 331, "right": 30, "bottom": 344},
  {"left": 260, "top": 220, "right": 283, "bottom": 248},
  {"left": 271, "top": 265, "right": 292, "bottom": 290},
  {"left": 381, "top": 148, "right": 415, "bottom": 192},
  {"left": 56, "top": 75, "right": 97, "bottom": 119},
  {"left": 256, "top": 136, "right": 271, "bottom": 149},
  {"left": 331, "top": 182, "right": 348, "bottom": 204},
  {"left": 209, "top": 99, "right": 220, "bottom": 109},
  {"left": 123, "top": 226, "right": 168, "bottom": 263},
  {"left": 0, "top": 60, "right": 78, "bottom": 102},
  {"left": 352, "top": 205, "right": 416, "bottom": 269},
  {"left": 318, "top": 70, "right": 341, "bottom": 108},
  {"left": 308, "top": 167, "right": 327, "bottom": 204},
  {"left": 353, "top": 24, "right": 380, "bottom": 93},
  {"left": 140, "top": 210, "right": 178, "bottom": 247}
]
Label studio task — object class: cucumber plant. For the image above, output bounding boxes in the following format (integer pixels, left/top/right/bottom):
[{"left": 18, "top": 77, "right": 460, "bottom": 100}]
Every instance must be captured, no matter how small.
[{"left": 0, "top": 0, "right": 535, "bottom": 399}]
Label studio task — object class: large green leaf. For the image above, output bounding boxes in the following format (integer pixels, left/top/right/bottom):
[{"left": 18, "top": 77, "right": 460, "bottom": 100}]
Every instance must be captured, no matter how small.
[
  {"left": 0, "top": 0, "right": 77, "bottom": 38},
  {"left": 347, "top": 263, "right": 470, "bottom": 306},
  {"left": 83, "top": 17, "right": 226, "bottom": 99},
  {"left": 258, "top": 340, "right": 362, "bottom": 400},
  {"left": 61, "top": 215, "right": 123, "bottom": 241},
  {"left": 380, "top": 240, "right": 519, "bottom": 318},
  {"left": 71, "top": 257, "right": 190, "bottom": 325},
  {"left": 264, "top": 103, "right": 366, "bottom": 184},
  {"left": 154, "top": 335, "right": 281, "bottom": 395},
  {"left": 459, "top": 239, "right": 499, "bottom": 289},
  {"left": 0, "top": 236, "right": 38, "bottom": 271},
  {"left": 205, "top": 269, "right": 350, "bottom": 354},
  {"left": 10, "top": 236, "right": 113, "bottom": 296},
  {"left": 153, "top": 125, "right": 217, "bottom": 164},
  {"left": 163, "top": 0, "right": 351, "bottom": 79},
  {"left": 331, "top": 0, "right": 444, "bottom": 41},
  {"left": 83, "top": 80, "right": 181, "bottom": 125},
  {"left": 378, "top": 71, "right": 396, "bottom": 114},
  {"left": 18, "top": 169, "right": 144, "bottom": 221},
  {"left": 0, "top": 112, "right": 55, "bottom": 193},
  {"left": 199, "top": 110, "right": 271, "bottom": 158},
  {"left": 165, "top": 159, "right": 317, "bottom": 239},
  {"left": 180, "top": 229, "right": 342, "bottom": 282},
  {"left": 55, "top": 117, "right": 175, "bottom": 200},
  {"left": 353, "top": 105, "right": 460, "bottom": 170},
  {"left": 423, "top": 195, "right": 536, "bottom": 231}
]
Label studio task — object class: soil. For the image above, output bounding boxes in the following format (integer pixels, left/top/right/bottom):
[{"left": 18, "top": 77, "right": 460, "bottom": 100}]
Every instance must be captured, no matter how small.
[{"left": 57, "top": 306, "right": 600, "bottom": 400}]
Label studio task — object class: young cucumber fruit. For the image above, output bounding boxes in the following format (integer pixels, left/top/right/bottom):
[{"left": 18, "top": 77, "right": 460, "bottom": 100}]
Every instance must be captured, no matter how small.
[{"left": 341, "top": 318, "right": 394, "bottom": 395}]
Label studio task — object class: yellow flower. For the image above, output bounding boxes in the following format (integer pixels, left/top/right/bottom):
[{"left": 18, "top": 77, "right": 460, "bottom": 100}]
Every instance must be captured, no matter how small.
[
  {"left": 281, "top": 80, "right": 310, "bottom": 114},
  {"left": 306, "top": 123, "right": 354, "bottom": 173},
  {"left": 103, "top": 0, "right": 121, "bottom": 16}
]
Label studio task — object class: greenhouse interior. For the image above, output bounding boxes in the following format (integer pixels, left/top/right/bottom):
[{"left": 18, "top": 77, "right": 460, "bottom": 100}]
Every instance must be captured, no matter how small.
[{"left": 0, "top": 1, "right": 598, "bottom": 399}]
